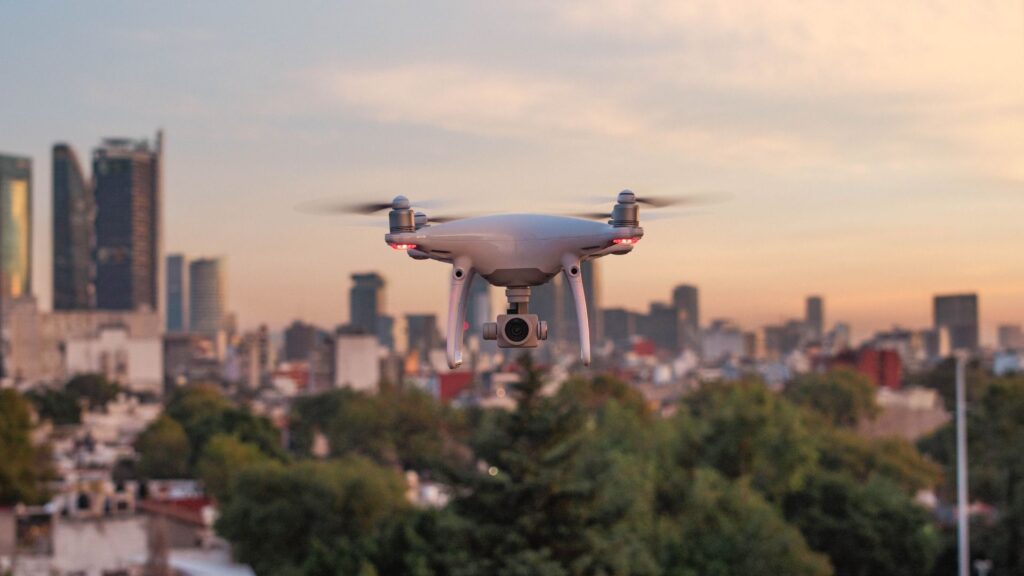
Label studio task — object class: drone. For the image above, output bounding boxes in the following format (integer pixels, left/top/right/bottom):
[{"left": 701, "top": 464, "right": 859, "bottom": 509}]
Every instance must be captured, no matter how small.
[{"left": 311, "top": 190, "right": 705, "bottom": 369}]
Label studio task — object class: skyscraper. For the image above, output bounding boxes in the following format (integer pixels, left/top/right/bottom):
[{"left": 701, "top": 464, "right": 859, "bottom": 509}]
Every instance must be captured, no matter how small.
[
  {"left": 93, "top": 133, "right": 162, "bottom": 311},
  {"left": 189, "top": 258, "right": 225, "bottom": 335},
  {"left": 0, "top": 154, "right": 32, "bottom": 301},
  {"left": 166, "top": 254, "right": 187, "bottom": 332},
  {"left": 52, "top": 143, "right": 94, "bottom": 310},
  {"left": 349, "top": 272, "right": 394, "bottom": 349},
  {"left": 464, "top": 278, "right": 492, "bottom": 338},
  {"left": 805, "top": 295, "right": 824, "bottom": 340},
  {"left": 933, "top": 293, "right": 979, "bottom": 352},
  {"left": 530, "top": 277, "right": 564, "bottom": 342},
  {"left": 406, "top": 313, "right": 440, "bottom": 357},
  {"left": 672, "top": 284, "right": 700, "bottom": 351}
]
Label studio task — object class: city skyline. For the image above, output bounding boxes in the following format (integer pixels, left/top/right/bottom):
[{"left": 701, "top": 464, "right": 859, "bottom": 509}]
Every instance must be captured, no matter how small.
[{"left": 2, "top": 3, "right": 1022, "bottom": 344}]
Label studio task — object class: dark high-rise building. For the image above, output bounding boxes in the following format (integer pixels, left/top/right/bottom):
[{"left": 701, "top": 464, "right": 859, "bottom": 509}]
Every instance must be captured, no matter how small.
[
  {"left": 464, "top": 279, "right": 492, "bottom": 338},
  {"left": 641, "top": 302, "right": 678, "bottom": 352},
  {"left": 53, "top": 144, "right": 94, "bottom": 310},
  {"left": 166, "top": 254, "right": 187, "bottom": 332},
  {"left": 531, "top": 278, "right": 564, "bottom": 342},
  {"left": 805, "top": 295, "right": 824, "bottom": 340},
  {"left": 0, "top": 154, "right": 33, "bottom": 301},
  {"left": 406, "top": 313, "right": 440, "bottom": 357},
  {"left": 672, "top": 284, "right": 699, "bottom": 351},
  {"left": 603, "top": 307, "right": 637, "bottom": 348},
  {"left": 284, "top": 320, "right": 319, "bottom": 361},
  {"left": 349, "top": 272, "right": 394, "bottom": 349},
  {"left": 189, "top": 258, "right": 225, "bottom": 335},
  {"left": 933, "top": 294, "right": 979, "bottom": 352},
  {"left": 93, "top": 133, "right": 162, "bottom": 311}
]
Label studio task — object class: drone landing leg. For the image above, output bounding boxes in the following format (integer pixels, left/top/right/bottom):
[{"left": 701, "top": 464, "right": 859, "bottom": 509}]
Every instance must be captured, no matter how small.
[
  {"left": 446, "top": 260, "right": 475, "bottom": 369},
  {"left": 561, "top": 256, "right": 591, "bottom": 366}
]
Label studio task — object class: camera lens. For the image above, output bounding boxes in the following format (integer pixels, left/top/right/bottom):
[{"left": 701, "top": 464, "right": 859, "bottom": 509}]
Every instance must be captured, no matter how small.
[{"left": 503, "top": 318, "right": 530, "bottom": 343}]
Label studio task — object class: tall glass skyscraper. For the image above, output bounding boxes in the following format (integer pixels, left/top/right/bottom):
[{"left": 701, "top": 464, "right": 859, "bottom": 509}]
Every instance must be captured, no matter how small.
[
  {"left": 166, "top": 254, "right": 187, "bottom": 332},
  {"left": 93, "top": 132, "right": 162, "bottom": 311},
  {"left": 52, "top": 143, "right": 94, "bottom": 310},
  {"left": 189, "top": 257, "right": 225, "bottom": 335},
  {"left": 0, "top": 154, "right": 32, "bottom": 301}
]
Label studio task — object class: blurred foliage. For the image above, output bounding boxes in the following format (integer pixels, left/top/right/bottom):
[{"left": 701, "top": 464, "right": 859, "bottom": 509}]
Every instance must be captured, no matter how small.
[
  {"left": 784, "top": 369, "right": 880, "bottom": 427},
  {"left": 135, "top": 414, "right": 191, "bottom": 479},
  {"left": 920, "top": 375, "right": 1024, "bottom": 574},
  {"left": 289, "top": 382, "right": 467, "bottom": 473},
  {"left": 215, "top": 458, "right": 408, "bottom": 576},
  {"left": 27, "top": 373, "right": 121, "bottom": 426},
  {"left": 213, "top": 358, "right": 950, "bottom": 576},
  {"left": 135, "top": 383, "right": 284, "bottom": 479},
  {"left": 0, "top": 389, "right": 51, "bottom": 505},
  {"left": 197, "top": 434, "right": 271, "bottom": 503},
  {"left": 66, "top": 373, "right": 121, "bottom": 410}
]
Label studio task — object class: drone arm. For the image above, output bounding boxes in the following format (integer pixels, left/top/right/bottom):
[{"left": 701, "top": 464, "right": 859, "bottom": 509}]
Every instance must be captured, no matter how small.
[
  {"left": 446, "top": 259, "right": 474, "bottom": 369},
  {"left": 561, "top": 255, "right": 591, "bottom": 366}
]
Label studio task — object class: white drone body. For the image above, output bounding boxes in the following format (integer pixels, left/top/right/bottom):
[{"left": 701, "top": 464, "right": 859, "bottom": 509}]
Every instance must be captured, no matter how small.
[{"left": 385, "top": 191, "right": 645, "bottom": 369}]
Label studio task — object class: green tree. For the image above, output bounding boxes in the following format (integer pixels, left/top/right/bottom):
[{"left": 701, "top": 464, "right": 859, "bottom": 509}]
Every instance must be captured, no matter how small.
[
  {"left": 135, "top": 415, "right": 191, "bottom": 479},
  {"left": 656, "top": 467, "right": 832, "bottom": 576},
  {"left": 818, "top": 428, "right": 941, "bottom": 493},
  {"left": 162, "top": 384, "right": 284, "bottom": 468},
  {"left": 782, "top": 470, "right": 940, "bottom": 576},
  {"left": 66, "top": 373, "right": 121, "bottom": 410},
  {"left": 920, "top": 376, "right": 1024, "bottom": 573},
  {"left": 0, "top": 390, "right": 50, "bottom": 505},
  {"left": 27, "top": 387, "right": 82, "bottom": 425},
  {"left": 215, "top": 458, "right": 408, "bottom": 575},
  {"left": 450, "top": 356, "right": 659, "bottom": 576},
  {"left": 196, "top": 434, "right": 270, "bottom": 502},
  {"left": 784, "top": 369, "right": 880, "bottom": 427},
  {"left": 683, "top": 380, "right": 820, "bottom": 501}
]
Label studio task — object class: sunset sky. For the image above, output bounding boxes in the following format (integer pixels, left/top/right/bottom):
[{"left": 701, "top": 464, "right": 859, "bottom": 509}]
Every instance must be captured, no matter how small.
[{"left": 2, "top": 1, "right": 1022, "bottom": 343}]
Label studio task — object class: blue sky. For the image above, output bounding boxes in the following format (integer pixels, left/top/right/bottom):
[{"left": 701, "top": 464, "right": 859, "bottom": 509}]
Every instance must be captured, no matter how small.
[{"left": 2, "top": 1, "right": 1022, "bottom": 342}]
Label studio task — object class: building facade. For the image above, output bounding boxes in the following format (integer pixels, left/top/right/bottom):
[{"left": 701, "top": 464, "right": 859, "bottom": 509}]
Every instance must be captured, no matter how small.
[
  {"left": 166, "top": 254, "right": 187, "bottom": 332},
  {"left": 93, "top": 133, "right": 162, "bottom": 312},
  {"left": 805, "top": 295, "right": 824, "bottom": 340},
  {"left": 672, "top": 284, "right": 700, "bottom": 351},
  {"left": 53, "top": 144, "right": 95, "bottom": 310},
  {"left": 0, "top": 154, "right": 33, "bottom": 301},
  {"left": 188, "top": 257, "right": 224, "bottom": 335},
  {"left": 933, "top": 293, "right": 979, "bottom": 352}
]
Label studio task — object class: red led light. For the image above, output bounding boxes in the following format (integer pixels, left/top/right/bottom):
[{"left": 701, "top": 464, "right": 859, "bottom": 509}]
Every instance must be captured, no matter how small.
[
  {"left": 389, "top": 243, "right": 417, "bottom": 250},
  {"left": 612, "top": 237, "right": 641, "bottom": 245}
]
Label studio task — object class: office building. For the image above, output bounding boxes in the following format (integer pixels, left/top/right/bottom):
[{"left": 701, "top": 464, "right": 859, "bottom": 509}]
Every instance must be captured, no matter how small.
[
  {"left": 65, "top": 325, "right": 163, "bottom": 396},
  {"left": 335, "top": 331, "right": 380, "bottom": 391},
  {"left": 93, "top": 133, "right": 162, "bottom": 311},
  {"left": 465, "top": 279, "right": 491, "bottom": 338},
  {"left": 165, "top": 254, "right": 187, "bottom": 332},
  {"left": 702, "top": 319, "right": 746, "bottom": 363},
  {"left": 53, "top": 144, "right": 94, "bottom": 310},
  {"left": 406, "top": 313, "right": 440, "bottom": 357},
  {"left": 0, "top": 154, "right": 32, "bottom": 301},
  {"left": 189, "top": 258, "right": 225, "bottom": 335},
  {"left": 349, "top": 272, "right": 394, "bottom": 349},
  {"left": 602, "top": 307, "right": 637, "bottom": 348},
  {"left": 933, "top": 293, "right": 979, "bottom": 352},
  {"left": 805, "top": 296, "right": 824, "bottom": 340},
  {"left": 672, "top": 284, "right": 700, "bottom": 351},
  {"left": 530, "top": 278, "right": 563, "bottom": 342},
  {"left": 284, "top": 320, "right": 318, "bottom": 361},
  {"left": 999, "top": 324, "right": 1024, "bottom": 350},
  {"left": 640, "top": 302, "right": 678, "bottom": 353}
]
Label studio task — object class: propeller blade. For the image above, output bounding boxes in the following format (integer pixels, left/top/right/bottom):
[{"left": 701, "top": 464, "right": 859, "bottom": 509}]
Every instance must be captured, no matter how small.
[
  {"left": 427, "top": 214, "right": 470, "bottom": 224},
  {"left": 635, "top": 192, "right": 731, "bottom": 208},
  {"left": 295, "top": 199, "right": 393, "bottom": 215},
  {"left": 566, "top": 212, "right": 613, "bottom": 221}
]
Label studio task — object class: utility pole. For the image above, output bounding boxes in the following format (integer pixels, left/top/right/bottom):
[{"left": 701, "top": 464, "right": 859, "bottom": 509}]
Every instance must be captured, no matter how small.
[{"left": 956, "top": 352, "right": 970, "bottom": 576}]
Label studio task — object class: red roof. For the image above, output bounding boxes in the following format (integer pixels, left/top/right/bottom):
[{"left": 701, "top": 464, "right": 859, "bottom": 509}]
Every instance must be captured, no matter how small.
[
  {"left": 439, "top": 372, "right": 474, "bottom": 402},
  {"left": 138, "top": 497, "right": 212, "bottom": 526}
]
